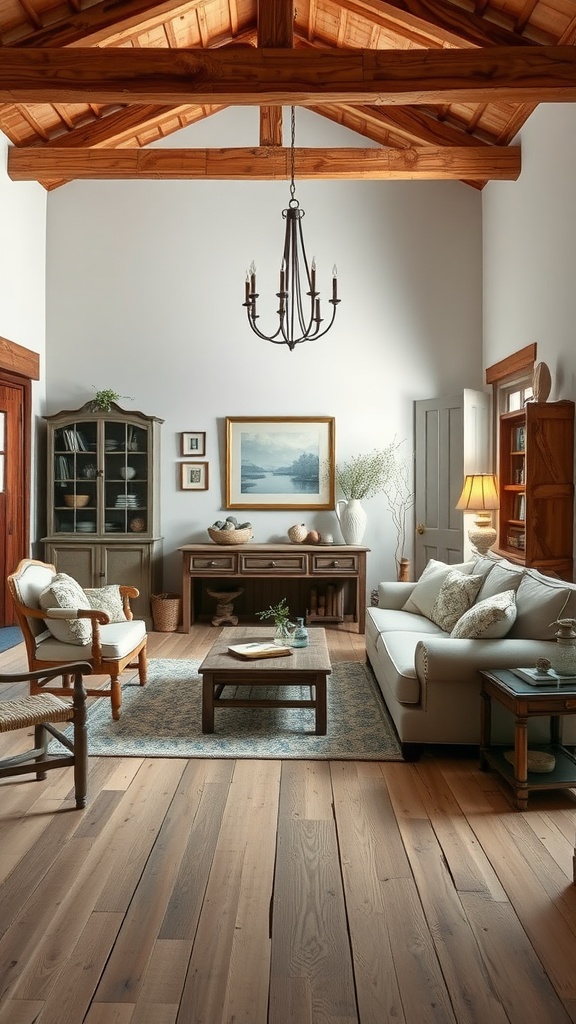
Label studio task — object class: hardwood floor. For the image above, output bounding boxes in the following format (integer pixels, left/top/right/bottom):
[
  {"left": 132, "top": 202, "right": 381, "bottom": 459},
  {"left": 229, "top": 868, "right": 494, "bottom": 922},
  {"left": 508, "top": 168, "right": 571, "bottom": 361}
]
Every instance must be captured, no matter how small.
[{"left": 0, "top": 627, "right": 576, "bottom": 1024}]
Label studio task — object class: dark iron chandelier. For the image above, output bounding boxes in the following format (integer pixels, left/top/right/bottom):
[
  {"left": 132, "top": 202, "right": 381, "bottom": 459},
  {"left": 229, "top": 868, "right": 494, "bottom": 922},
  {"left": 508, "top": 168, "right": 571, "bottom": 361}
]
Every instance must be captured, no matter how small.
[{"left": 243, "top": 107, "right": 340, "bottom": 351}]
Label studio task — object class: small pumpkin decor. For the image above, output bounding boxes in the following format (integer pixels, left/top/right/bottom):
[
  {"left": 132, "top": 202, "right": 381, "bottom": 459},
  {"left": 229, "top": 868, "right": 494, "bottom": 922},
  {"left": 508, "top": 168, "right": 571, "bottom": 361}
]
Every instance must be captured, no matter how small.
[{"left": 287, "top": 523, "right": 308, "bottom": 543}]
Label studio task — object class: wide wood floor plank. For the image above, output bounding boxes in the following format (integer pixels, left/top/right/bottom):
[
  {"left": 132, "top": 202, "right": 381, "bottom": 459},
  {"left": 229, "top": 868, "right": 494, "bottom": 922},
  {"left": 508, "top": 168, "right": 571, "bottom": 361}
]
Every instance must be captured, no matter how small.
[
  {"left": 94, "top": 759, "right": 214, "bottom": 1002},
  {"left": 159, "top": 760, "right": 235, "bottom": 940},
  {"left": 24, "top": 912, "right": 124, "bottom": 1024},
  {"left": 461, "top": 892, "right": 573, "bottom": 1024},
  {"left": 330, "top": 761, "right": 405, "bottom": 1024},
  {"left": 177, "top": 759, "right": 281, "bottom": 1024},
  {"left": 269, "top": 816, "right": 358, "bottom": 1024},
  {"left": 94, "top": 759, "right": 186, "bottom": 913},
  {"left": 278, "top": 760, "right": 334, "bottom": 821}
]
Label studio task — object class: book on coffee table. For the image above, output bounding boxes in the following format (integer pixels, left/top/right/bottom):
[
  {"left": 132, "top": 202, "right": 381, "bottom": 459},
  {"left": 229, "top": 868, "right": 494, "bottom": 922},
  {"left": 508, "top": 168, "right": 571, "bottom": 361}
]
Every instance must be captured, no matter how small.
[
  {"left": 513, "top": 667, "right": 576, "bottom": 686},
  {"left": 228, "top": 642, "right": 293, "bottom": 660}
]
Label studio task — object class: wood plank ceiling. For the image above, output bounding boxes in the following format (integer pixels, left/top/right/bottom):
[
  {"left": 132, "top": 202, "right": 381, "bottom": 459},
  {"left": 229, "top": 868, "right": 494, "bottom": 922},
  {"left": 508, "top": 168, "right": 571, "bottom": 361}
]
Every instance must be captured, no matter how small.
[{"left": 2, "top": 0, "right": 576, "bottom": 189}]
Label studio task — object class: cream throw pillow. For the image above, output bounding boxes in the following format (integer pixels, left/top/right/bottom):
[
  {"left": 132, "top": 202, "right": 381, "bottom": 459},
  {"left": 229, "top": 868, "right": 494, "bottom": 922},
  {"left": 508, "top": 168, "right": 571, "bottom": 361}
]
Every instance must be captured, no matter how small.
[
  {"left": 83, "top": 585, "right": 126, "bottom": 623},
  {"left": 39, "top": 572, "right": 92, "bottom": 645},
  {"left": 429, "top": 570, "right": 484, "bottom": 632},
  {"left": 450, "top": 589, "right": 517, "bottom": 639},
  {"left": 403, "top": 559, "right": 476, "bottom": 618}
]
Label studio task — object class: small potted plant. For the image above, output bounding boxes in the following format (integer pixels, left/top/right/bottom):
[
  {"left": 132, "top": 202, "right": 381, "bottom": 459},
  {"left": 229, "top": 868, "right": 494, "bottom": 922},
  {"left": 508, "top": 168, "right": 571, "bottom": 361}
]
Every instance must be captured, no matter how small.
[
  {"left": 90, "top": 388, "right": 133, "bottom": 413},
  {"left": 256, "top": 598, "right": 294, "bottom": 646}
]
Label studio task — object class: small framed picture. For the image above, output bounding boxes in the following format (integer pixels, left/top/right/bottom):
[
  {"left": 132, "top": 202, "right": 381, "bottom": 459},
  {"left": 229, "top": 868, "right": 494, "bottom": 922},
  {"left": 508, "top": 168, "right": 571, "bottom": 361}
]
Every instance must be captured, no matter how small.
[
  {"left": 181, "top": 431, "right": 206, "bottom": 457},
  {"left": 181, "top": 462, "right": 209, "bottom": 491}
]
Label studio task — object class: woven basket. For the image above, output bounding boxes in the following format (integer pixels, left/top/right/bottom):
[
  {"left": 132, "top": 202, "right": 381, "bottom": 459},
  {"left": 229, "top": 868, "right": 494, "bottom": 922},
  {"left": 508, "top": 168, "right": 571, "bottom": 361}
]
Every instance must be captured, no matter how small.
[
  {"left": 207, "top": 527, "right": 253, "bottom": 545},
  {"left": 150, "top": 593, "right": 182, "bottom": 632}
]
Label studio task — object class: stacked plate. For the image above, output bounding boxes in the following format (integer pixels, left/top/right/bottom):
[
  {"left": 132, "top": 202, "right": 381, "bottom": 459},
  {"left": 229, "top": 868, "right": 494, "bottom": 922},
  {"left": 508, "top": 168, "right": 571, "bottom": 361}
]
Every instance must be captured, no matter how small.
[
  {"left": 105, "top": 522, "right": 123, "bottom": 532},
  {"left": 115, "top": 495, "right": 140, "bottom": 509},
  {"left": 76, "top": 522, "right": 96, "bottom": 532},
  {"left": 105, "top": 440, "right": 120, "bottom": 452}
]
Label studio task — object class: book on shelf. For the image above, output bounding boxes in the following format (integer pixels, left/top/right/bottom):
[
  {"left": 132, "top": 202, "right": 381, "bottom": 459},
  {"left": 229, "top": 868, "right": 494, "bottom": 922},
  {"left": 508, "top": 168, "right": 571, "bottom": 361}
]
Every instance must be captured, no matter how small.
[
  {"left": 228, "top": 642, "right": 293, "bottom": 660},
  {"left": 513, "top": 667, "right": 576, "bottom": 686}
]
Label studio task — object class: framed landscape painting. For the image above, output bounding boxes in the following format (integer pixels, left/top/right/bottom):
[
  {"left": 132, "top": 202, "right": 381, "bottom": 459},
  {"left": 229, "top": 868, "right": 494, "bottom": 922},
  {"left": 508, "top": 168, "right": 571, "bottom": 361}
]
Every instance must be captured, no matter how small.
[{"left": 226, "top": 416, "right": 335, "bottom": 510}]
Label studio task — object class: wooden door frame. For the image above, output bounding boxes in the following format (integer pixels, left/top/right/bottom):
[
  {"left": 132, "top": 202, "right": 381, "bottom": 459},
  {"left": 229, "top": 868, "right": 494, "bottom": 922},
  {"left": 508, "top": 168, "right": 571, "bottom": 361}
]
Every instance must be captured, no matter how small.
[{"left": 0, "top": 335, "right": 40, "bottom": 607}]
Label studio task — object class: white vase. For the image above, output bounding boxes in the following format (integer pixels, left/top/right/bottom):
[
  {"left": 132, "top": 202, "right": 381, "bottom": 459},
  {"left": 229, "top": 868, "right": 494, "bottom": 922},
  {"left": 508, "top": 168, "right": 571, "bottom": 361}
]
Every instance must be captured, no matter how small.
[{"left": 336, "top": 498, "right": 367, "bottom": 545}]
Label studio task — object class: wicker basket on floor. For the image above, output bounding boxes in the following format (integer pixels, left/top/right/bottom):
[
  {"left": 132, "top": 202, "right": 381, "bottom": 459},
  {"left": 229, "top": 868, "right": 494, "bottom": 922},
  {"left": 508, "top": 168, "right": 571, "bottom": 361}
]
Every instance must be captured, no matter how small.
[{"left": 151, "top": 593, "right": 182, "bottom": 632}]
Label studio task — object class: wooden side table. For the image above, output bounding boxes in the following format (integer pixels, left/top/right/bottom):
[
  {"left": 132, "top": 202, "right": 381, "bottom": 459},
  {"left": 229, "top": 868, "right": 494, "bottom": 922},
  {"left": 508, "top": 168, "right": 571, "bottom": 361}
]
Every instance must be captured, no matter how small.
[{"left": 479, "top": 668, "right": 576, "bottom": 810}]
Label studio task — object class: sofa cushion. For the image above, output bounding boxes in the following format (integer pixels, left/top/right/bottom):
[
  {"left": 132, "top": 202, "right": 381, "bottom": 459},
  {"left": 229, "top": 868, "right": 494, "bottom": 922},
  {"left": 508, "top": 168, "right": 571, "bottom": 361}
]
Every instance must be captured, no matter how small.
[
  {"left": 475, "top": 561, "right": 524, "bottom": 602},
  {"left": 450, "top": 589, "right": 517, "bottom": 639},
  {"left": 403, "top": 559, "right": 476, "bottom": 618},
  {"left": 83, "top": 585, "right": 126, "bottom": 623},
  {"left": 509, "top": 570, "right": 576, "bottom": 641},
  {"left": 39, "top": 573, "right": 92, "bottom": 645},
  {"left": 429, "top": 571, "right": 484, "bottom": 632},
  {"left": 367, "top": 606, "right": 447, "bottom": 639}
]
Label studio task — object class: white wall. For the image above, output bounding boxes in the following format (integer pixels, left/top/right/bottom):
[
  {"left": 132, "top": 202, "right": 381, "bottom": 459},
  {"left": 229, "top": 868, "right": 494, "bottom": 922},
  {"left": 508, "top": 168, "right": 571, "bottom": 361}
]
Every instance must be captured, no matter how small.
[
  {"left": 0, "top": 131, "right": 47, "bottom": 535},
  {"left": 483, "top": 104, "right": 576, "bottom": 402},
  {"left": 45, "top": 107, "right": 483, "bottom": 593}
]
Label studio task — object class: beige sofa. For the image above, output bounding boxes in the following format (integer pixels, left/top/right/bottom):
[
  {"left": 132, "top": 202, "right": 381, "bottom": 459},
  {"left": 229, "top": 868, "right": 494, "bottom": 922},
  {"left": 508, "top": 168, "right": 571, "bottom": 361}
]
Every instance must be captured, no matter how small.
[{"left": 366, "top": 552, "right": 576, "bottom": 759}]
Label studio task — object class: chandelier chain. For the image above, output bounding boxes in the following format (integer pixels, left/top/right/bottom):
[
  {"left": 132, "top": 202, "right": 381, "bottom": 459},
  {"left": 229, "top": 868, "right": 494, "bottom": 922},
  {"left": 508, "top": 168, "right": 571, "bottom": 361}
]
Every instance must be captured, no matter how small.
[{"left": 289, "top": 106, "right": 296, "bottom": 204}]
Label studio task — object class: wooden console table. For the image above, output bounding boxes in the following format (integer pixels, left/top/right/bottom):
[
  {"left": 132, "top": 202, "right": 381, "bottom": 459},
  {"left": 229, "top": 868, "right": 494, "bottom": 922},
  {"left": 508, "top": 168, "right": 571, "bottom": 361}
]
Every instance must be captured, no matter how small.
[{"left": 178, "top": 543, "right": 369, "bottom": 634}]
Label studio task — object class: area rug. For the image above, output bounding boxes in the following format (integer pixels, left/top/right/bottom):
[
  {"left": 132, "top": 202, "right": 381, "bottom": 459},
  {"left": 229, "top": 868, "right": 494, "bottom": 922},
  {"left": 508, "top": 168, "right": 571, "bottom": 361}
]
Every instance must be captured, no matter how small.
[
  {"left": 0, "top": 627, "right": 23, "bottom": 654},
  {"left": 51, "top": 658, "right": 403, "bottom": 760}
]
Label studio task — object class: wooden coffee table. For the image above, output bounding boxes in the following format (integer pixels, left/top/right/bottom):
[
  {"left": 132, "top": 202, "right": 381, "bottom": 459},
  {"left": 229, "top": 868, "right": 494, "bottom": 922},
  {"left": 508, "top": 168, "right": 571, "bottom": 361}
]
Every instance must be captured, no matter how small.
[{"left": 198, "top": 626, "right": 332, "bottom": 734}]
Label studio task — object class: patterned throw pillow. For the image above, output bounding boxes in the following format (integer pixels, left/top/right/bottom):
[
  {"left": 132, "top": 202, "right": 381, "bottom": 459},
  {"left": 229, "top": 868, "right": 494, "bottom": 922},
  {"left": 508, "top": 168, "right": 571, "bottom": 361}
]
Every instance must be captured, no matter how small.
[
  {"left": 450, "top": 590, "right": 517, "bottom": 639},
  {"left": 39, "top": 572, "right": 92, "bottom": 645},
  {"left": 83, "top": 585, "right": 126, "bottom": 623},
  {"left": 429, "top": 571, "right": 484, "bottom": 632},
  {"left": 402, "top": 559, "right": 477, "bottom": 618}
]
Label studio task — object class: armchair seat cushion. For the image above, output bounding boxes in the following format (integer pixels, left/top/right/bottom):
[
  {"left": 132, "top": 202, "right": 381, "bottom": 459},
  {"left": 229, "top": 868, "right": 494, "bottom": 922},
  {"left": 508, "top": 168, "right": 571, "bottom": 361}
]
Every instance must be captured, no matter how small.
[{"left": 35, "top": 619, "right": 146, "bottom": 662}]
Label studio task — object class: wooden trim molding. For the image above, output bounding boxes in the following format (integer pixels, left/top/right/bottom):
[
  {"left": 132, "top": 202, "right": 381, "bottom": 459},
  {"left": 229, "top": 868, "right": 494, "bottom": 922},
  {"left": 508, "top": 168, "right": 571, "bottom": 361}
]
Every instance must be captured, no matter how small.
[
  {"left": 485, "top": 343, "right": 537, "bottom": 385},
  {"left": 0, "top": 336, "right": 40, "bottom": 381}
]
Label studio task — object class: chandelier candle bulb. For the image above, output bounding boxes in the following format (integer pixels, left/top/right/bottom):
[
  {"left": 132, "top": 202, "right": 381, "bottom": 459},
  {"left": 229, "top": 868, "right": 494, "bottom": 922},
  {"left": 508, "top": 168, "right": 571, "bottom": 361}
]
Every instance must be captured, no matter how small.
[
  {"left": 332, "top": 267, "right": 338, "bottom": 300},
  {"left": 311, "top": 258, "right": 316, "bottom": 291}
]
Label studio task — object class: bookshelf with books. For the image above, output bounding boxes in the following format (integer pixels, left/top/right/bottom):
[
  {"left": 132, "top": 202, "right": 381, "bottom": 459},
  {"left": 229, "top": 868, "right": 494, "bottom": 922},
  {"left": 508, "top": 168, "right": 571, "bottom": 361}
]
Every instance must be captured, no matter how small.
[
  {"left": 42, "top": 401, "right": 164, "bottom": 622},
  {"left": 496, "top": 401, "right": 574, "bottom": 579}
]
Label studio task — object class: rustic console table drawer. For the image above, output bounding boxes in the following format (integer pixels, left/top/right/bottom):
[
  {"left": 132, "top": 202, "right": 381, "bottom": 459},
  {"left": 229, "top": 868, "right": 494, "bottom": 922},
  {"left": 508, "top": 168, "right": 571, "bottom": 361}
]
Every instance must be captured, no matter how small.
[
  {"left": 179, "top": 543, "right": 369, "bottom": 633},
  {"left": 188, "top": 553, "right": 237, "bottom": 573},
  {"left": 239, "top": 553, "right": 308, "bottom": 574},
  {"left": 312, "top": 553, "right": 359, "bottom": 573}
]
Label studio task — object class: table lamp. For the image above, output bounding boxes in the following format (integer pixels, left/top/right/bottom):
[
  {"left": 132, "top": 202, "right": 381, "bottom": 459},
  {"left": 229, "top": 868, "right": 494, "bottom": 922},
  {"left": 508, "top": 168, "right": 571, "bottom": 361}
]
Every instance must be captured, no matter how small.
[{"left": 456, "top": 473, "right": 499, "bottom": 554}]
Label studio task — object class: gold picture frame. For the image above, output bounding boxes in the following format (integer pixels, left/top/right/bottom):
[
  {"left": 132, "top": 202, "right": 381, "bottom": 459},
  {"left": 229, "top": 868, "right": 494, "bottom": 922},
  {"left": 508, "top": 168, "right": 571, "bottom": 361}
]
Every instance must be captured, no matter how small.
[{"left": 226, "top": 416, "right": 335, "bottom": 510}]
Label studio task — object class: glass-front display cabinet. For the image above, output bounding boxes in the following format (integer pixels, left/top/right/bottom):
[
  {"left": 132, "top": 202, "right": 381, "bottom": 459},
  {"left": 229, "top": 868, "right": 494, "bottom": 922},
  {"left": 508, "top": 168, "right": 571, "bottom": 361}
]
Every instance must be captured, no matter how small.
[{"left": 43, "top": 402, "right": 164, "bottom": 622}]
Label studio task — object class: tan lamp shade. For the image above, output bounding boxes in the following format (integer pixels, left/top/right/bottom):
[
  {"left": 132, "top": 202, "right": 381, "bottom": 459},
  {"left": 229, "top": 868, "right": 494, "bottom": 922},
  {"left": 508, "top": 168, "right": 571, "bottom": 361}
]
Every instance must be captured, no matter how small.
[{"left": 456, "top": 473, "right": 499, "bottom": 554}]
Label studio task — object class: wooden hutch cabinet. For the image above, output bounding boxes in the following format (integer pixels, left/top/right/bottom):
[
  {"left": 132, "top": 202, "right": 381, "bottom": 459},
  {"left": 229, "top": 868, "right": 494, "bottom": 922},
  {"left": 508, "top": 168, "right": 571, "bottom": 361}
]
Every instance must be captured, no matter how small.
[
  {"left": 496, "top": 401, "right": 574, "bottom": 580},
  {"left": 42, "top": 402, "right": 163, "bottom": 623}
]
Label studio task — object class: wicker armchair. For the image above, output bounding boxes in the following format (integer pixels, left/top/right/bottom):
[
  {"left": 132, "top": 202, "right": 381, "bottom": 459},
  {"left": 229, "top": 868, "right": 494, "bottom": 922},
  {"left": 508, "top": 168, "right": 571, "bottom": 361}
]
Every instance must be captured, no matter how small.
[
  {"left": 7, "top": 558, "right": 147, "bottom": 720},
  {"left": 0, "top": 662, "right": 91, "bottom": 808}
]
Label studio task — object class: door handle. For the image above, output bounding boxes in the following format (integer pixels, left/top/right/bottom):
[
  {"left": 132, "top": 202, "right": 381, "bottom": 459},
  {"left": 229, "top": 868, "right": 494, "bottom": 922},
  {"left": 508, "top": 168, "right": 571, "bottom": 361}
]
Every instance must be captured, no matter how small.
[{"left": 416, "top": 523, "right": 426, "bottom": 535}]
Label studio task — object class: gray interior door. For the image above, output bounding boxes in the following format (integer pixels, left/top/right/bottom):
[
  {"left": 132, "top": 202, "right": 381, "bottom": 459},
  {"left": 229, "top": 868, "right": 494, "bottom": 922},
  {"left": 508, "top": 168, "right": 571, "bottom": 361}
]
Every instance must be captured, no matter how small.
[{"left": 414, "top": 390, "right": 491, "bottom": 578}]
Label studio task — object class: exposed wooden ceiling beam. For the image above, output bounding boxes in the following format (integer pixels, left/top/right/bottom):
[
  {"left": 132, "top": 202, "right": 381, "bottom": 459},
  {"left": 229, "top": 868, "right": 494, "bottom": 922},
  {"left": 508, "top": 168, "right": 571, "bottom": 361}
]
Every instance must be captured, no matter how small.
[
  {"left": 7, "top": 144, "right": 521, "bottom": 180},
  {"left": 1, "top": 47, "right": 575, "bottom": 105},
  {"left": 339, "top": 0, "right": 539, "bottom": 48}
]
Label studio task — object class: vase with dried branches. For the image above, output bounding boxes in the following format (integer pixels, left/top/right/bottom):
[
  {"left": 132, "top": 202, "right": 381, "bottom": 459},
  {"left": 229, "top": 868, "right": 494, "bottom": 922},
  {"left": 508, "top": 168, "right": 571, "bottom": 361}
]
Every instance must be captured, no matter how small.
[{"left": 384, "top": 446, "right": 415, "bottom": 581}]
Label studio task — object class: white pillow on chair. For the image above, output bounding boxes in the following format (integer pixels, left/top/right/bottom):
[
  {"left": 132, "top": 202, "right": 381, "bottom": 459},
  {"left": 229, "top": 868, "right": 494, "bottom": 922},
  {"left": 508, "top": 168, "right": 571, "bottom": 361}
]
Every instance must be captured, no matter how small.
[
  {"left": 83, "top": 585, "right": 127, "bottom": 623},
  {"left": 39, "top": 573, "right": 92, "bottom": 645}
]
